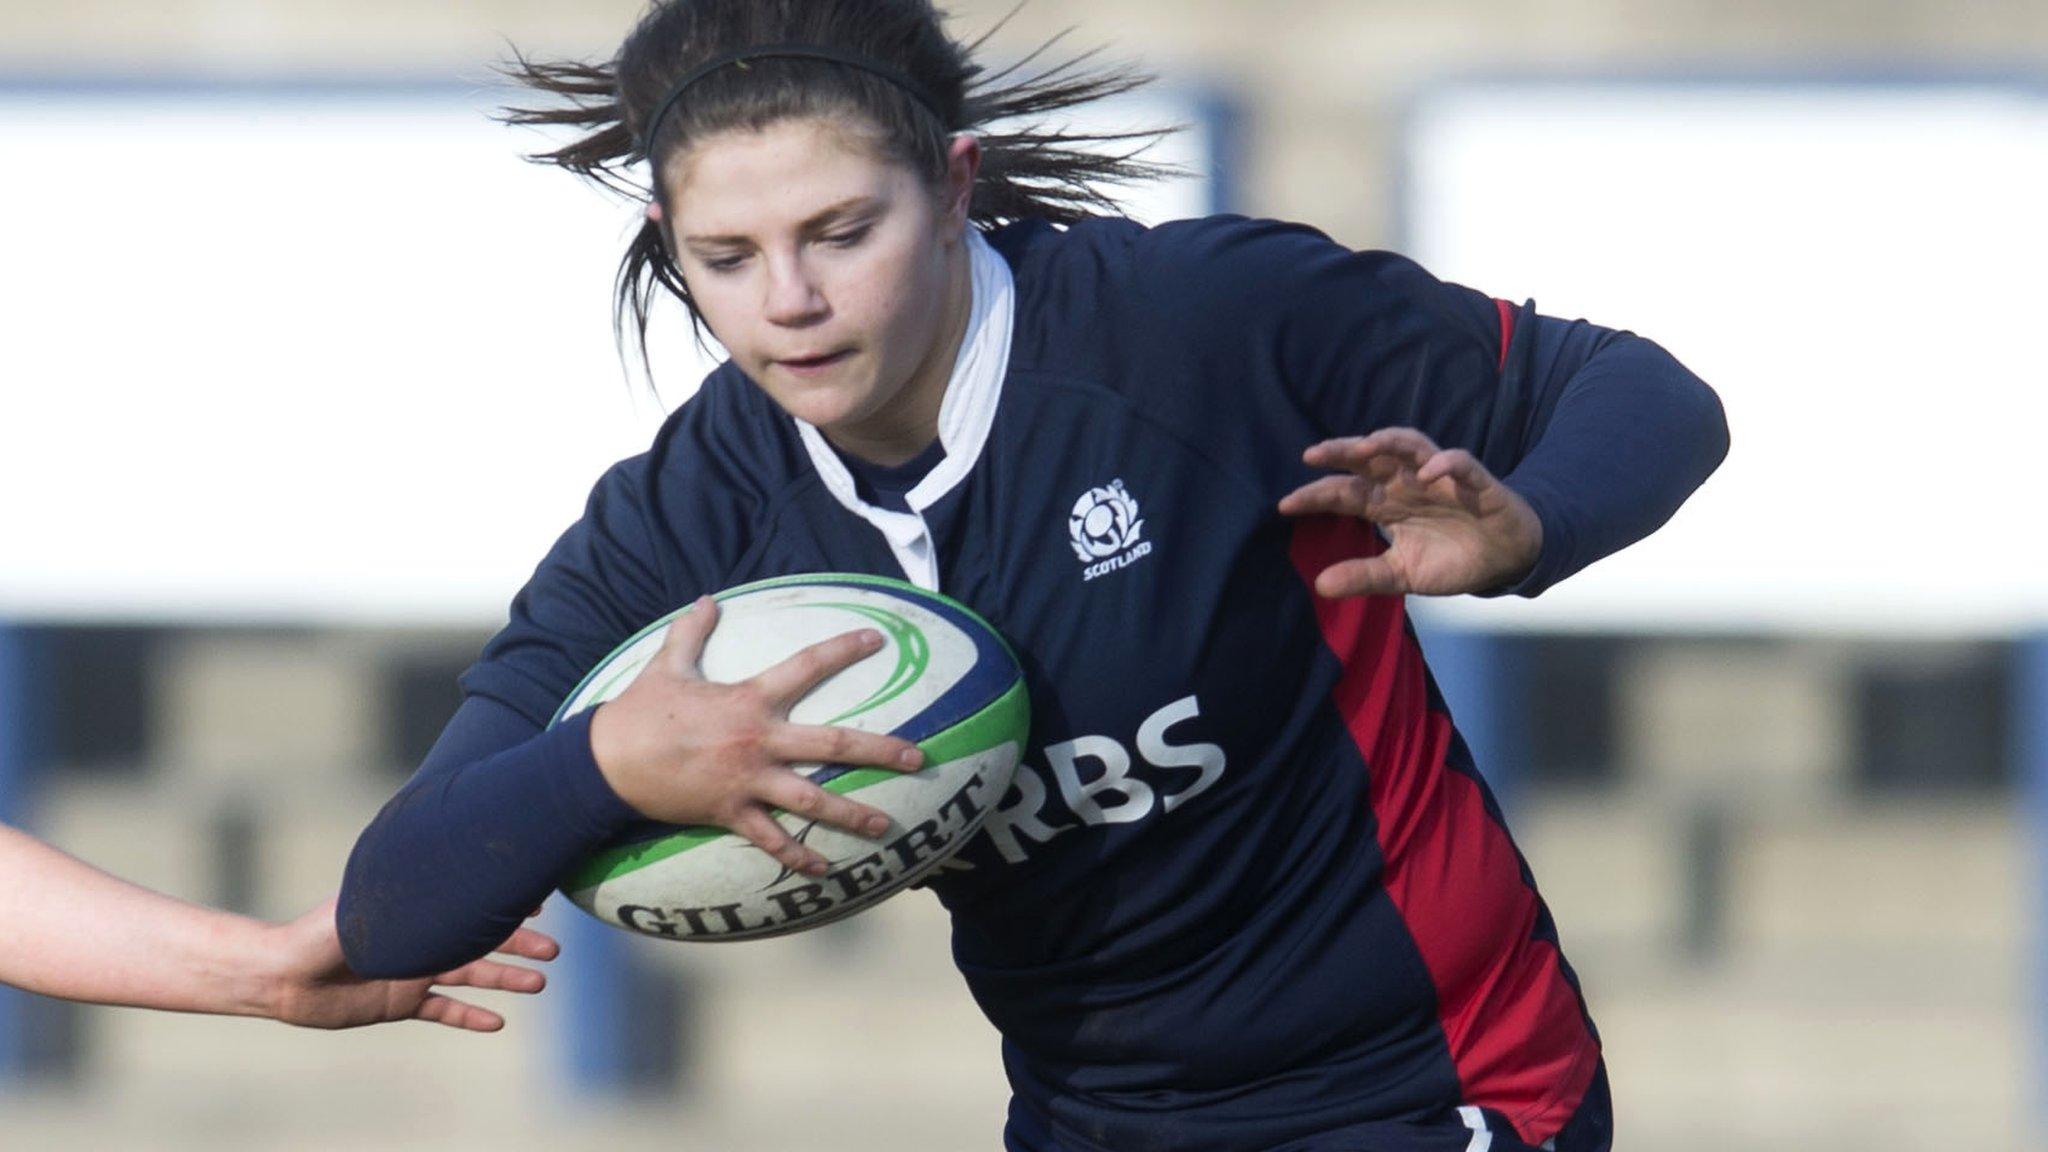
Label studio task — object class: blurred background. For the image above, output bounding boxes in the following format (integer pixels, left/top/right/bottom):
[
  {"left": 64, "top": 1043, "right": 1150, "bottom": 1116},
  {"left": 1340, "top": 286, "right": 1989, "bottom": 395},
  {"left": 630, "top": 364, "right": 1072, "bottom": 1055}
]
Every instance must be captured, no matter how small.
[{"left": 1, "top": 1, "right": 2044, "bottom": 1149}]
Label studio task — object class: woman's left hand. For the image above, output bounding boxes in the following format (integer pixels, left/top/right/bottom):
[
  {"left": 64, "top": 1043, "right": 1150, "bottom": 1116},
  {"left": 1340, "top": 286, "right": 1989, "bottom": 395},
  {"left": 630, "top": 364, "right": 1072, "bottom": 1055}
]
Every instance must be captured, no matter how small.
[
  {"left": 266, "top": 899, "right": 558, "bottom": 1033},
  {"left": 1278, "top": 427, "right": 1543, "bottom": 598}
]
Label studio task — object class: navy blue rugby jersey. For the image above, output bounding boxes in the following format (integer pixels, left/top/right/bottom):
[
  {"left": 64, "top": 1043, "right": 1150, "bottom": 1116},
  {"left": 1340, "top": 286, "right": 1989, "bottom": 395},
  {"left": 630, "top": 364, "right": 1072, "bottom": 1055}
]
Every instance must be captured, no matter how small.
[{"left": 352, "top": 213, "right": 1726, "bottom": 1150}]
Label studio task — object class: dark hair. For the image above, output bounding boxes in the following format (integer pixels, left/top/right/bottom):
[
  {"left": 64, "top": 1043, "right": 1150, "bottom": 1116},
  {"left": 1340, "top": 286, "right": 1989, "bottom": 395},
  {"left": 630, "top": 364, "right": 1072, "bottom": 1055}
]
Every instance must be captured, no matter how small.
[{"left": 501, "top": 0, "right": 1171, "bottom": 374}]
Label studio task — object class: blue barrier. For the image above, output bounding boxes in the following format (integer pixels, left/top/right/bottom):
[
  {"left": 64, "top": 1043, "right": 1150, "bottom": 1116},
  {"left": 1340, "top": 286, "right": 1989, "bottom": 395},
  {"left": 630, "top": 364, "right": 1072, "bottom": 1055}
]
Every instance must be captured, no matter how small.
[
  {"left": 550, "top": 893, "right": 684, "bottom": 1097},
  {"left": 2019, "top": 633, "right": 2048, "bottom": 1117},
  {"left": 1411, "top": 620, "right": 1522, "bottom": 808},
  {"left": 0, "top": 625, "right": 39, "bottom": 1082},
  {"left": 553, "top": 893, "right": 633, "bottom": 1093}
]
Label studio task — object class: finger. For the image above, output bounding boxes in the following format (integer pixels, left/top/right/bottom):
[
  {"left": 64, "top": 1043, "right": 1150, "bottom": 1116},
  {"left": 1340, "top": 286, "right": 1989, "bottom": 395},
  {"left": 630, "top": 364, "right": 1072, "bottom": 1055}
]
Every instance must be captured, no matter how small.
[
  {"left": 656, "top": 596, "right": 719, "bottom": 678},
  {"left": 1304, "top": 427, "right": 1439, "bottom": 473},
  {"left": 753, "top": 771, "right": 895, "bottom": 840},
  {"left": 764, "top": 723, "right": 925, "bottom": 773},
  {"left": 414, "top": 993, "right": 506, "bottom": 1034},
  {"left": 751, "top": 628, "right": 885, "bottom": 708},
  {"left": 1414, "top": 448, "right": 1492, "bottom": 493},
  {"left": 489, "top": 926, "right": 560, "bottom": 962},
  {"left": 1277, "top": 474, "right": 1374, "bottom": 519},
  {"left": 729, "top": 804, "right": 831, "bottom": 878},
  {"left": 1311, "top": 556, "right": 1410, "bottom": 599},
  {"left": 1355, "top": 426, "right": 1442, "bottom": 465},
  {"left": 1299, "top": 434, "right": 1367, "bottom": 466},
  {"left": 434, "top": 958, "right": 547, "bottom": 995}
]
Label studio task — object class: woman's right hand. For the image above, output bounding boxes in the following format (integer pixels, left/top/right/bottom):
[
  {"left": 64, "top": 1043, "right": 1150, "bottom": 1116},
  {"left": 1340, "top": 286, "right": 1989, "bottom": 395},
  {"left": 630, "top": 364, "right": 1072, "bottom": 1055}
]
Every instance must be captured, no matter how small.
[{"left": 587, "top": 595, "right": 927, "bottom": 878}]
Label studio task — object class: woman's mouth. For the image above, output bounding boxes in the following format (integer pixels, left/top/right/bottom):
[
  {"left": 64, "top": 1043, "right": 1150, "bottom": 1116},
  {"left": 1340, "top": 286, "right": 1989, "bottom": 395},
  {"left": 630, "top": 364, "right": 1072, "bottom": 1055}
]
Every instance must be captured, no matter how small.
[{"left": 776, "top": 349, "right": 854, "bottom": 377}]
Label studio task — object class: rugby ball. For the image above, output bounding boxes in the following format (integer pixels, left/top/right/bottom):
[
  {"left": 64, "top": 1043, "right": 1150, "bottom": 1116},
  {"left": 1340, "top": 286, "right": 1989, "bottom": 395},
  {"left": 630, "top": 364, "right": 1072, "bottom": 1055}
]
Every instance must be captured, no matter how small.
[{"left": 552, "top": 574, "right": 1027, "bottom": 941}]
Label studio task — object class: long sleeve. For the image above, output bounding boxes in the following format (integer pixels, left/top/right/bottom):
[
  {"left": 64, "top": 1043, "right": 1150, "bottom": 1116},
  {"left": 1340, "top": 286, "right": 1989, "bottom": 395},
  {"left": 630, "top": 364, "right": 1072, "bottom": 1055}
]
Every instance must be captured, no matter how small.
[
  {"left": 1141, "top": 214, "right": 1729, "bottom": 594},
  {"left": 1492, "top": 326, "right": 1728, "bottom": 596},
  {"left": 337, "top": 696, "right": 639, "bottom": 977}
]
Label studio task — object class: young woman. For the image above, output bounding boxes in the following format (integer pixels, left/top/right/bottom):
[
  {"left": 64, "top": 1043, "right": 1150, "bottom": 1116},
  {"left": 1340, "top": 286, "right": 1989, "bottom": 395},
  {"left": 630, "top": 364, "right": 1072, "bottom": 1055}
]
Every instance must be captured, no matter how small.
[
  {"left": 338, "top": 1, "right": 1728, "bottom": 1147},
  {"left": 0, "top": 824, "right": 553, "bottom": 1032}
]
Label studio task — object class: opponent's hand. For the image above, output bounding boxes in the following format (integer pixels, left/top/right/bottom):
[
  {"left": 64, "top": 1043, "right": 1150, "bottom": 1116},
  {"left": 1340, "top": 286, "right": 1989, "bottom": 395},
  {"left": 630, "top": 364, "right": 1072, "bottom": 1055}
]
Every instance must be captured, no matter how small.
[
  {"left": 1277, "top": 427, "right": 1543, "bottom": 598},
  {"left": 266, "top": 899, "right": 558, "bottom": 1033},
  {"left": 587, "top": 596, "right": 926, "bottom": 878}
]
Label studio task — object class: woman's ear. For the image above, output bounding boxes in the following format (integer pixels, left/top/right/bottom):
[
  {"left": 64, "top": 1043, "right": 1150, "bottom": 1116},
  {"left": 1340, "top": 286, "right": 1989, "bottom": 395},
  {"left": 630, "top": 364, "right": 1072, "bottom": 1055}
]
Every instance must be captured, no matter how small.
[
  {"left": 645, "top": 200, "right": 672, "bottom": 256},
  {"left": 942, "top": 134, "right": 982, "bottom": 232}
]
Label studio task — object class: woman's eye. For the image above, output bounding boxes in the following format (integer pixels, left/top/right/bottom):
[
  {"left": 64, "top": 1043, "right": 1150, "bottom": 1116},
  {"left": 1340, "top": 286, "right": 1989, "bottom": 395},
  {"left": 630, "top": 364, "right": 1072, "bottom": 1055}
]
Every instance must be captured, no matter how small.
[
  {"left": 821, "top": 226, "right": 870, "bottom": 249},
  {"left": 702, "top": 254, "right": 746, "bottom": 272}
]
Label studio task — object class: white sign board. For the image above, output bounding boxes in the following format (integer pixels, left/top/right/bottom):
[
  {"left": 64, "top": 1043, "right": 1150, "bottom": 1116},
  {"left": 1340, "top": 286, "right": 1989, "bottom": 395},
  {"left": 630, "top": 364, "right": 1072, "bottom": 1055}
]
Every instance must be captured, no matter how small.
[
  {"left": 1404, "top": 81, "right": 2048, "bottom": 636},
  {"left": 0, "top": 86, "right": 1212, "bottom": 625}
]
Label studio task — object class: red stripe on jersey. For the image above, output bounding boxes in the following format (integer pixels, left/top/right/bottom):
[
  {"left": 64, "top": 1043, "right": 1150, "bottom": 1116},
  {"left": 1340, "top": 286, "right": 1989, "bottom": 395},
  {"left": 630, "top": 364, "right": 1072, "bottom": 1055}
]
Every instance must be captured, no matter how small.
[
  {"left": 1288, "top": 515, "right": 1598, "bottom": 1143},
  {"left": 1494, "top": 298, "right": 1516, "bottom": 371}
]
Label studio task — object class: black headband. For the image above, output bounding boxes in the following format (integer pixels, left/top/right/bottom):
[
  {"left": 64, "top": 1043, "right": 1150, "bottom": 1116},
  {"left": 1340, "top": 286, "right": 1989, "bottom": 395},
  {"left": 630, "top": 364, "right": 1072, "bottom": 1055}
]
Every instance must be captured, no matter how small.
[{"left": 639, "top": 44, "right": 946, "bottom": 158}]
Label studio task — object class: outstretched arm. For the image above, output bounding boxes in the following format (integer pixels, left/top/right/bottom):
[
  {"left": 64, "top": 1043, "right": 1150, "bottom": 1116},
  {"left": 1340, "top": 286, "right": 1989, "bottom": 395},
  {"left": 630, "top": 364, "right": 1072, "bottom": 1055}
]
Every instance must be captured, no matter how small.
[{"left": 0, "top": 824, "right": 555, "bottom": 1032}]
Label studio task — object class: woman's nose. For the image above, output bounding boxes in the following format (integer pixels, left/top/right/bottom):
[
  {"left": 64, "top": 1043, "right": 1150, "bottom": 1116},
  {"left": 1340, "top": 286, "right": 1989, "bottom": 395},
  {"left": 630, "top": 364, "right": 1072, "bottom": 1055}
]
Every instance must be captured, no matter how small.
[{"left": 762, "top": 255, "right": 828, "bottom": 327}]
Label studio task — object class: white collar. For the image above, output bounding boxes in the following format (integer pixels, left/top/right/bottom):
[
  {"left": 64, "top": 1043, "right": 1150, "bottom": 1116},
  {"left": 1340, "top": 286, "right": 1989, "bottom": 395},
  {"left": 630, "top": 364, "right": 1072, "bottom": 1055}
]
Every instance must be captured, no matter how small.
[{"left": 793, "top": 227, "right": 1014, "bottom": 589}]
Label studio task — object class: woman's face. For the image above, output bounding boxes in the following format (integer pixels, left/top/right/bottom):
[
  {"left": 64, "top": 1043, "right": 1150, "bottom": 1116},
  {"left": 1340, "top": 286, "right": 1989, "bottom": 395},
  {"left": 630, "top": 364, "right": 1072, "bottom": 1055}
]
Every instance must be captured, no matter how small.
[{"left": 658, "top": 117, "right": 978, "bottom": 462}]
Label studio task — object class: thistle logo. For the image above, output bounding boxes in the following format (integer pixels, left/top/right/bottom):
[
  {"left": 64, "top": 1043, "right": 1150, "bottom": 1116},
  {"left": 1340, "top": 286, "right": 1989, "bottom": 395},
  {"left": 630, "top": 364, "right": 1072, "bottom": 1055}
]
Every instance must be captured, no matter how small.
[{"left": 1069, "top": 479, "right": 1153, "bottom": 581}]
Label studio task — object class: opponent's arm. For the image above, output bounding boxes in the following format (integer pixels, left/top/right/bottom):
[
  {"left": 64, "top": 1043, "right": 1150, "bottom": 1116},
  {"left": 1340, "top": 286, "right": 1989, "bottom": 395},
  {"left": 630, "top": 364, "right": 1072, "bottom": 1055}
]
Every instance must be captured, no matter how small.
[{"left": 0, "top": 824, "right": 555, "bottom": 1031}]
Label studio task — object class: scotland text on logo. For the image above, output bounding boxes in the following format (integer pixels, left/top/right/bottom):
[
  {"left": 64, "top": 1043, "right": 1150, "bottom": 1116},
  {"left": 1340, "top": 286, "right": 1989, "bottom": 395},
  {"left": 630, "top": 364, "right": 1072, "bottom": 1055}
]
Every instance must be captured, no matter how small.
[{"left": 1069, "top": 479, "right": 1152, "bottom": 581}]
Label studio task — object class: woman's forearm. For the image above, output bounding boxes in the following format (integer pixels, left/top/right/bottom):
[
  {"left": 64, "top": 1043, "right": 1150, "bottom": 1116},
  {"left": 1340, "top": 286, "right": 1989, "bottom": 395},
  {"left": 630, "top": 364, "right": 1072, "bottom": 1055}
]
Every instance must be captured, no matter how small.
[
  {"left": 338, "top": 703, "right": 638, "bottom": 978},
  {"left": 1498, "top": 334, "right": 1730, "bottom": 597}
]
